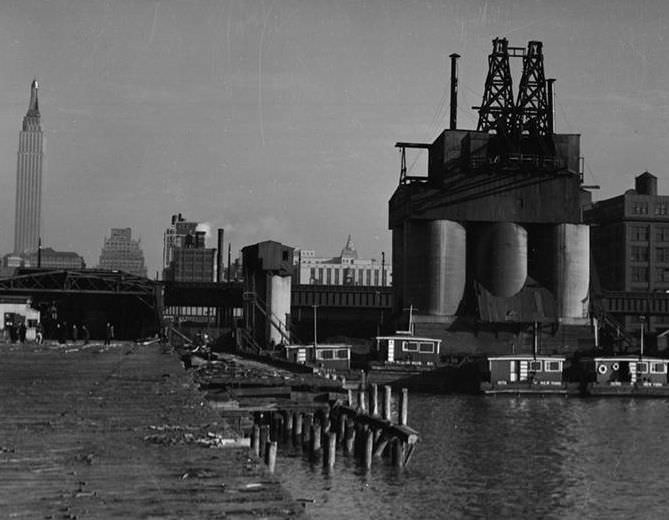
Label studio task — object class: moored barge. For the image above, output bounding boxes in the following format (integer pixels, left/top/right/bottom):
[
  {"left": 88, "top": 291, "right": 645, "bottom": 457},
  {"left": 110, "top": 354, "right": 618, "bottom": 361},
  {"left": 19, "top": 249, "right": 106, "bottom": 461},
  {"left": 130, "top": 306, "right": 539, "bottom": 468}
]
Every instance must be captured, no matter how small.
[
  {"left": 481, "top": 354, "right": 578, "bottom": 395},
  {"left": 587, "top": 356, "right": 669, "bottom": 396}
]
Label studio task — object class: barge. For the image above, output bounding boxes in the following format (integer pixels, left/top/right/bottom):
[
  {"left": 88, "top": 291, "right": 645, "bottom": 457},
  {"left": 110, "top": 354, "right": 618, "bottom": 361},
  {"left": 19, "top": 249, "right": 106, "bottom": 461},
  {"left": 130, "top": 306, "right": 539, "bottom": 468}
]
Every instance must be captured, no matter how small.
[
  {"left": 481, "top": 354, "right": 578, "bottom": 395},
  {"left": 586, "top": 356, "right": 669, "bottom": 397}
]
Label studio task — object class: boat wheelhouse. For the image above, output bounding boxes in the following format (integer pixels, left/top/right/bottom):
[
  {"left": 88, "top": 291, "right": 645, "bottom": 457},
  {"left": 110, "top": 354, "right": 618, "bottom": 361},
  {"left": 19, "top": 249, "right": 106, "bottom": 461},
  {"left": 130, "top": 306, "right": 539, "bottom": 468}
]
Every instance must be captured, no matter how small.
[
  {"left": 374, "top": 332, "right": 442, "bottom": 367},
  {"left": 588, "top": 356, "right": 669, "bottom": 396},
  {"left": 481, "top": 354, "right": 575, "bottom": 395},
  {"left": 284, "top": 343, "right": 351, "bottom": 370}
]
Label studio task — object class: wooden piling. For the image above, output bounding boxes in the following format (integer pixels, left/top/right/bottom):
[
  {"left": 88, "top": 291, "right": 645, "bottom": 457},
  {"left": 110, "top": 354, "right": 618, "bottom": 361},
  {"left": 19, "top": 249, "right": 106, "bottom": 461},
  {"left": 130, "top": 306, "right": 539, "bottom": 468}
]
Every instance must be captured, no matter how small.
[
  {"left": 383, "top": 385, "right": 392, "bottom": 421},
  {"left": 347, "top": 388, "right": 354, "bottom": 407},
  {"left": 373, "top": 433, "right": 389, "bottom": 458},
  {"left": 303, "top": 413, "right": 313, "bottom": 445},
  {"left": 265, "top": 441, "right": 278, "bottom": 473},
  {"left": 344, "top": 420, "right": 356, "bottom": 455},
  {"left": 392, "top": 438, "right": 405, "bottom": 468},
  {"left": 252, "top": 424, "right": 261, "bottom": 457},
  {"left": 293, "top": 412, "right": 303, "bottom": 445},
  {"left": 364, "top": 428, "right": 374, "bottom": 470},
  {"left": 358, "top": 387, "right": 367, "bottom": 413},
  {"left": 399, "top": 388, "right": 408, "bottom": 426},
  {"left": 310, "top": 423, "right": 322, "bottom": 455},
  {"left": 370, "top": 384, "right": 379, "bottom": 417},
  {"left": 284, "top": 411, "right": 293, "bottom": 442},
  {"left": 324, "top": 432, "right": 337, "bottom": 469},
  {"left": 259, "top": 424, "right": 270, "bottom": 459},
  {"left": 337, "top": 411, "right": 346, "bottom": 444}
]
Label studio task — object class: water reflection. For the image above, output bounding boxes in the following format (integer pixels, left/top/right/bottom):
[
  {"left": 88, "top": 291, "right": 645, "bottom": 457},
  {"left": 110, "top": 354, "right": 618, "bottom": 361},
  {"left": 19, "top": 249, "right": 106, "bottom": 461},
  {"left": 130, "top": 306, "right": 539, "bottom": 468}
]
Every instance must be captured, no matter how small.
[{"left": 277, "top": 395, "right": 669, "bottom": 519}]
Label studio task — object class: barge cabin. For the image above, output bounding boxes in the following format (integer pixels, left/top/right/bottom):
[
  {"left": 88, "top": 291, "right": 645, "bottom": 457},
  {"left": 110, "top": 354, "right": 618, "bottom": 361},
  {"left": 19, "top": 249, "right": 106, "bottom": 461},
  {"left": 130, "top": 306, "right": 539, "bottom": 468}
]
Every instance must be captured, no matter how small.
[
  {"left": 588, "top": 356, "right": 669, "bottom": 396},
  {"left": 284, "top": 343, "right": 351, "bottom": 370},
  {"left": 374, "top": 332, "right": 442, "bottom": 367},
  {"left": 481, "top": 354, "right": 575, "bottom": 395}
]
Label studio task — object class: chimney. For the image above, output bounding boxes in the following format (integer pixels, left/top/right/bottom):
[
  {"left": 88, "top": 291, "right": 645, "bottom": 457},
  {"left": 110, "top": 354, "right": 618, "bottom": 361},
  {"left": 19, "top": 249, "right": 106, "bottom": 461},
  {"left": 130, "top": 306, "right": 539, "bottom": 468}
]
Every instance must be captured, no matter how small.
[
  {"left": 449, "top": 53, "right": 460, "bottom": 130},
  {"left": 216, "top": 229, "right": 224, "bottom": 283}
]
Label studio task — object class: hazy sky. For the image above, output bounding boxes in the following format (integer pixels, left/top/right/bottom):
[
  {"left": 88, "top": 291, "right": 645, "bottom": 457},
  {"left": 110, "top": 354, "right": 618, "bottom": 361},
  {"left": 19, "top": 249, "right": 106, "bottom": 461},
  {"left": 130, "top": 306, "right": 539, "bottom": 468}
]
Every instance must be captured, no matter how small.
[{"left": 1, "top": 0, "right": 668, "bottom": 275}]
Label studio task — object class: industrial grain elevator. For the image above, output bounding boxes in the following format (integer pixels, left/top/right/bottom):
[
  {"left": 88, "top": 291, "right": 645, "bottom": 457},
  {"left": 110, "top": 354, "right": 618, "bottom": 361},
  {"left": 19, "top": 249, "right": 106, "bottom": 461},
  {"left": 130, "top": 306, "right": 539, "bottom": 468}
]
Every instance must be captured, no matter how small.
[{"left": 389, "top": 38, "right": 592, "bottom": 355}]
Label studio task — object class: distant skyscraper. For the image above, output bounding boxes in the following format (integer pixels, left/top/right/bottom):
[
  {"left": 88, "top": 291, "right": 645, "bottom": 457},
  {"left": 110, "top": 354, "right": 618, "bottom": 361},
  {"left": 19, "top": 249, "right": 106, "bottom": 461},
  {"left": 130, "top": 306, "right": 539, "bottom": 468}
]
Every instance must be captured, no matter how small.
[
  {"left": 98, "top": 228, "right": 148, "bottom": 277},
  {"left": 14, "top": 79, "right": 44, "bottom": 255},
  {"left": 162, "top": 214, "right": 214, "bottom": 282}
]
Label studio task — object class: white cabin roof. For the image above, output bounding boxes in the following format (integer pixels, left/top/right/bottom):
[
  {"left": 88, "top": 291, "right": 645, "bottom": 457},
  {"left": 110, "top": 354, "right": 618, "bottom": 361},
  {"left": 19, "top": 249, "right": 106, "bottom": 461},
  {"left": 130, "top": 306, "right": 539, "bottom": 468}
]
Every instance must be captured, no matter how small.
[{"left": 487, "top": 355, "right": 566, "bottom": 362}]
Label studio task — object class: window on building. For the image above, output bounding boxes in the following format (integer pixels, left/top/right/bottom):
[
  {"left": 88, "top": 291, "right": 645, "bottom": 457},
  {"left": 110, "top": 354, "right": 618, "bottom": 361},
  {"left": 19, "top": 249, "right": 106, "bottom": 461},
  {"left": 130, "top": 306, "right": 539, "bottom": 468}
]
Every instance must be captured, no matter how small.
[
  {"left": 366, "top": 269, "right": 372, "bottom": 285},
  {"left": 326, "top": 268, "right": 332, "bottom": 284},
  {"left": 374, "top": 270, "right": 380, "bottom": 285},
  {"left": 318, "top": 268, "right": 324, "bottom": 283},
  {"left": 334, "top": 270, "right": 340, "bottom": 284},
  {"left": 310, "top": 267, "right": 316, "bottom": 283},
  {"left": 632, "top": 267, "right": 649, "bottom": 282},
  {"left": 657, "top": 248, "right": 669, "bottom": 263},
  {"left": 529, "top": 361, "right": 542, "bottom": 372},
  {"left": 403, "top": 342, "right": 419, "bottom": 352},
  {"left": 631, "top": 226, "right": 649, "bottom": 241},
  {"left": 637, "top": 362, "right": 649, "bottom": 374},
  {"left": 545, "top": 360, "right": 562, "bottom": 372},
  {"left": 631, "top": 246, "right": 649, "bottom": 262},
  {"left": 336, "top": 349, "right": 349, "bottom": 359},
  {"left": 418, "top": 342, "right": 434, "bottom": 353},
  {"left": 632, "top": 202, "right": 649, "bottom": 215},
  {"left": 651, "top": 363, "right": 667, "bottom": 374}
]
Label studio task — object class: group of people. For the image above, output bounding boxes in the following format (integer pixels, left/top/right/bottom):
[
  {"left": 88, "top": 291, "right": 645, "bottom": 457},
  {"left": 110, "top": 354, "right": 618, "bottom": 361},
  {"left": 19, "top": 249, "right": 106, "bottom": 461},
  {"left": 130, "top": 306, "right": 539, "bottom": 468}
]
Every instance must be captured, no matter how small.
[
  {"left": 3, "top": 320, "right": 117, "bottom": 345},
  {"left": 6, "top": 321, "right": 28, "bottom": 343},
  {"left": 54, "top": 321, "right": 92, "bottom": 345}
]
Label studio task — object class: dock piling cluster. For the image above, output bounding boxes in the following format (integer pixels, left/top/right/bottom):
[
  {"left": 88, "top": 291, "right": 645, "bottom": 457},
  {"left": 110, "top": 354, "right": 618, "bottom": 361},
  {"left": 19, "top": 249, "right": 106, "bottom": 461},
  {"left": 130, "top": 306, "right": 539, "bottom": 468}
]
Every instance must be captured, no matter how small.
[{"left": 248, "top": 381, "right": 419, "bottom": 473}]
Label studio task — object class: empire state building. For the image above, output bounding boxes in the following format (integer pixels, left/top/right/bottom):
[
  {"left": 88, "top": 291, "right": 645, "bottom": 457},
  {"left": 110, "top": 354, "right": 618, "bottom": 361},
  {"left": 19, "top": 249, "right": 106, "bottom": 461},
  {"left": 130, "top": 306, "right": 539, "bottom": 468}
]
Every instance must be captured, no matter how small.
[{"left": 14, "top": 79, "right": 44, "bottom": 255}]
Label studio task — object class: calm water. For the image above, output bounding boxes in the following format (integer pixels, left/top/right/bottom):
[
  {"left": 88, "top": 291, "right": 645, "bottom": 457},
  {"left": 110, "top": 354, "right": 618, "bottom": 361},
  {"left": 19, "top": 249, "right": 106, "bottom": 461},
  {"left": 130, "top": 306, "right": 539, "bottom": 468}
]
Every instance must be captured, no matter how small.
[{"left": 276, "top": 395, "right": 669, "bottom": 519}]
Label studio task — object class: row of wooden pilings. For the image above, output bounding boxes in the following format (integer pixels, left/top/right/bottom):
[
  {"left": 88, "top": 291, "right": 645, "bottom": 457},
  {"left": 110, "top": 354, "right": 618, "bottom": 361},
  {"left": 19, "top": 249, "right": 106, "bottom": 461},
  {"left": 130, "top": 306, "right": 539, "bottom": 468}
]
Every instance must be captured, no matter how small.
[{"left": 249, "top": 384, "right": 418, "bottom": 474}]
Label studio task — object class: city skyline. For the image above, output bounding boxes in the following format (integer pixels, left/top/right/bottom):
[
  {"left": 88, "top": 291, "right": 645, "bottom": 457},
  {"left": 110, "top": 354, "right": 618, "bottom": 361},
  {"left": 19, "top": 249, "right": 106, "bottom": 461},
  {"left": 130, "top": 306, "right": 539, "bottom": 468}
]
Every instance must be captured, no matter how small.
[{"left": 1, "top": 1, "right": 669, "bottom": 275}]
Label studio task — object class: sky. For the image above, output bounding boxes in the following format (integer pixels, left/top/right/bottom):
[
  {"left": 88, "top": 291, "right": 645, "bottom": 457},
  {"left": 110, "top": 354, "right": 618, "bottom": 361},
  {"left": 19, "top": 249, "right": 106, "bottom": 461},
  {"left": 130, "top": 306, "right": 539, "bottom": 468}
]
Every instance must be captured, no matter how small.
[{"left": 1, "top": 0, "right": 668, "bottom": 276}]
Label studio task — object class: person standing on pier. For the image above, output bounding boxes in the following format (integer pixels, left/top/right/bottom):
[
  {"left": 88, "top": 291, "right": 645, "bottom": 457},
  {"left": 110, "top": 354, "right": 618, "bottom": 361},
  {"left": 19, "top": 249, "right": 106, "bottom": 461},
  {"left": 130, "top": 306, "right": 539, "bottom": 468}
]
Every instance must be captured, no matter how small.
[
  {"left": 81, "top": 324, "right": 90, "bottom": 345},
  {"left": 105, "top": 322, "right": 114, "bottom": 345},
  {"left": 72, "top": 323, "right": 78, "bottom": 344}
]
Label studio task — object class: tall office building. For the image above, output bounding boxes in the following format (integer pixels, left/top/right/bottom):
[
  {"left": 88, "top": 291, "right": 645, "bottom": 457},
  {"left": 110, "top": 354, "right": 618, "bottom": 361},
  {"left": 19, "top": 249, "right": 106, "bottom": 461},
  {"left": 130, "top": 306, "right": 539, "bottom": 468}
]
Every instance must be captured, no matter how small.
[
  {"left": 14, "top": 79, "right": 44, "bottom": 255},
  {"left": 98, "top": 228, "right": 148, "bottom": 277},
  {"left": 162, "top": 214, "right": 214, "bottom": 282}
]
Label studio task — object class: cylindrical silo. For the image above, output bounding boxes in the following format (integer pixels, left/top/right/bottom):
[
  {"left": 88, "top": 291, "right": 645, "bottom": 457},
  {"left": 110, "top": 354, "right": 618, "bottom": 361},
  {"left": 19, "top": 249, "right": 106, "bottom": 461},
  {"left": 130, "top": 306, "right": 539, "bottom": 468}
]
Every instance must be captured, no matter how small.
[
  {"left": 403, "top": 221, "right": 429, "bottom": 312},
  {"left": 269, "top": 274, "right": 292, "bottom": 345},
  {"left": 426, "top": 220, "right": 466, "bottom": 315},
  {"left": 475, "top": 222, "right": 527, "bottom": 297},
  {"left": 392, "top": 225, "right": 404, "bottom": 314},
  {"left": 554, "top": 223, "right": 589, "bottom": 320}
]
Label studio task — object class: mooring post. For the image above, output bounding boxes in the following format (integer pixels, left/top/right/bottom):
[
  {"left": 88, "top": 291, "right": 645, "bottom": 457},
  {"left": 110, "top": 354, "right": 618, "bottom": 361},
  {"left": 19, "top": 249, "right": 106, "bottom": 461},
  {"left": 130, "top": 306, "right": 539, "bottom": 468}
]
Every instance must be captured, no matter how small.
[
  {"left": 347, "top": 388, "right": 354, "bottom": 407},
  {"left": 370, "top": 384, "right": 379, "bottom": 417},
  {"left": 293, "top": 412, "right": 303, "bottom": 445},
  {"left": 361, "top": 369, "right": 367, "bottom": 389},
  {"left": 252, "top": 424, "right": 261, "bottom": 457},
  {"left": 383, "top": 385, "right": 392, "bottom": 421},
  {"left": 272, "top": 413, "right": 283, "bottom": 442},
  {"left": 325, "top": 432, "right": 337, "bottom": 469},
  {"left": 265, "top": 441, "right": 278, "bottom": 473},
  {"left": 364, "top": 428, "right": 374, "bottom": 470},
  {"left": 399, "top": 388, "right": 408, "bottom": 426}
]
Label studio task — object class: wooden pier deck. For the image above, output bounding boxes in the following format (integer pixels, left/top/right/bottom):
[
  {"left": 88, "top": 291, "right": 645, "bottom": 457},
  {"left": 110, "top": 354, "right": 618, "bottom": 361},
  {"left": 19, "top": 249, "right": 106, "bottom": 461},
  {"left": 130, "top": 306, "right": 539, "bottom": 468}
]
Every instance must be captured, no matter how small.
[{"left": 0, "top": 341, "right": 308, "bottom": 519}]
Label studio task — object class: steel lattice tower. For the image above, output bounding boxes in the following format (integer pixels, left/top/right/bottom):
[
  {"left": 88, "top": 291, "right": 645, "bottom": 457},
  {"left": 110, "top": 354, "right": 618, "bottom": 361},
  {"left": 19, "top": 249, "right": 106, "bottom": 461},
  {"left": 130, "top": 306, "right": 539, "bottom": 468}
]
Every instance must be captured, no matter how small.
[
  {"left": 476, "top": 38, "right": 515, "bottom": 133},
  {"left": 515, "top": 41, "right": 550, "bottom": 135}
]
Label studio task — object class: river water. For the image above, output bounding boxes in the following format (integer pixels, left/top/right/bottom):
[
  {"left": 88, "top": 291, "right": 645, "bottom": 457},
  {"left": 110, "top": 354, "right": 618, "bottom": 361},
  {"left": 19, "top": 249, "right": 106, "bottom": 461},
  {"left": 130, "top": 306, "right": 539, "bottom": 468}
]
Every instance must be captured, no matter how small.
[{"left": 276, "top": 395, "right": 669, "bottom": 519}]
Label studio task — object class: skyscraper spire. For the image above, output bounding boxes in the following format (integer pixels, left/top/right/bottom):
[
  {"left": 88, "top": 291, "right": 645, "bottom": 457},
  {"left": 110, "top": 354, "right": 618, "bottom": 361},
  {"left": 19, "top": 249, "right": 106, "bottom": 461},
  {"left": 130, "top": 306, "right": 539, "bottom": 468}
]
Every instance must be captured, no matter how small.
[
  {"left": 28, "top": 78, "right": 39, "bottom": 114},
  {"left": 14, "top": 79, "right": 45, "bottom": 255}
]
